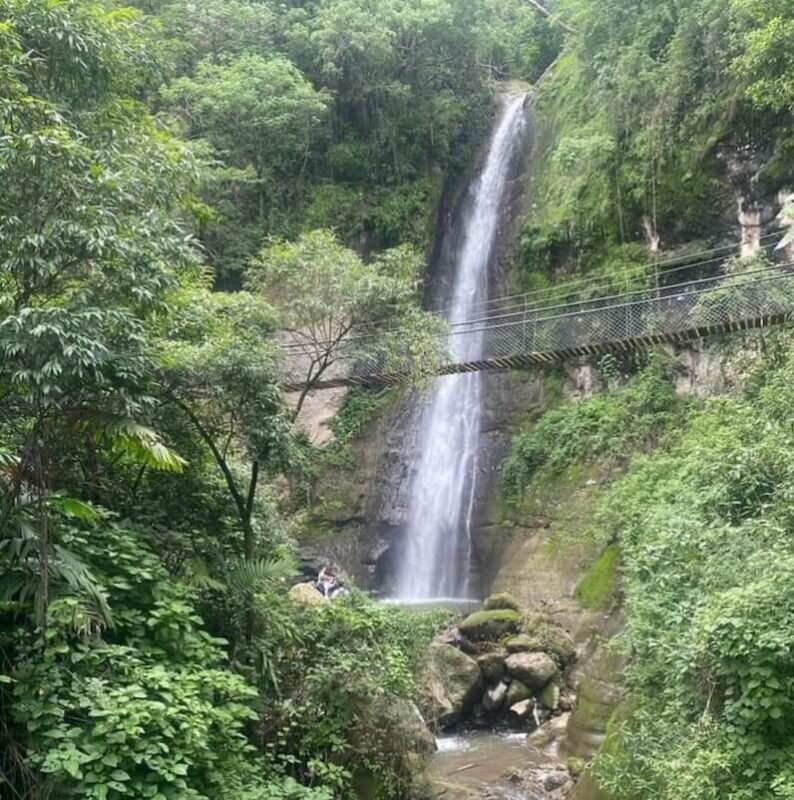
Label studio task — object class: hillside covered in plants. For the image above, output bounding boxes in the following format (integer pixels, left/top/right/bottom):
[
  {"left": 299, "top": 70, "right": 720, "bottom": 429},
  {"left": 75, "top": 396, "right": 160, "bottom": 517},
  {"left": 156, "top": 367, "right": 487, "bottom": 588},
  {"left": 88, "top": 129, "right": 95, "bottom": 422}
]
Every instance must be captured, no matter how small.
[{"left": 1, "top": 0, "right": 794, "bottom": 799}]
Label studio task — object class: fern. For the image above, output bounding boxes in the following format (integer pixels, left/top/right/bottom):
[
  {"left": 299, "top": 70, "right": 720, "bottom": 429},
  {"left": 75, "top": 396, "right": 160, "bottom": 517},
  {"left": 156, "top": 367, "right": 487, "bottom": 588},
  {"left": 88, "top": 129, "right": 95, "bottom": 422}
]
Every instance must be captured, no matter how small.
[
  {"left": 226, "top": 557, "right": 296, "bottom": 597},
  {"left": 81, "top": 413, "right": 187, "bottom": 473}
]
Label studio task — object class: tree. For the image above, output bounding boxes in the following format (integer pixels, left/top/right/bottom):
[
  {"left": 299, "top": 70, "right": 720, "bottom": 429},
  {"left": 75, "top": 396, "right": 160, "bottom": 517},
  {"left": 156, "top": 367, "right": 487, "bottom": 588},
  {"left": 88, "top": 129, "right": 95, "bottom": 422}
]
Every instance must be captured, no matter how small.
[
  {"left": 247, "top": 230, "right": 447, "bottom": 419},
  {"left": 162, "top": 52, "right": 329, "bottom": 273},
  {"left": 732, "top": 0, "right": 794, "bottom": 114},
  {"left": 156, "top": 287, "right": 294, "bottom": 561},
  {"left": 0, "top": 0, "right": 198, "bottom": 623}
]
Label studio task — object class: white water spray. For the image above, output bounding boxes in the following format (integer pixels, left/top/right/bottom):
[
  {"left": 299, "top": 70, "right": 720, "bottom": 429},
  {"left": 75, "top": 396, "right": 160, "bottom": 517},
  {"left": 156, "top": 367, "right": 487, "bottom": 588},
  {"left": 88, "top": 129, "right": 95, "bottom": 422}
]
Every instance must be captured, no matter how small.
[{"left": 395, "top": 93, "right": 528, "bottom": 600}]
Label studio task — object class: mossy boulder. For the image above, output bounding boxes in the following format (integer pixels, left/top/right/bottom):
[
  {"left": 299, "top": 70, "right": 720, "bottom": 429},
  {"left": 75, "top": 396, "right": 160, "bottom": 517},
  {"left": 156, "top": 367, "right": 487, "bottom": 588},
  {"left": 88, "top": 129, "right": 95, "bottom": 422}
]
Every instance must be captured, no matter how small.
[
  {"left": 483, "top": 591, "right": 520, "bottom": 611},
  {"left": 505, "top": 651, "right": 557, "bottom": 688},
  {"left": 538, "top": 624, "right": 576, "bottom": 663},
  {"left": 288, "top": 582, "right": 328, "bottom": 607},
  {"left": 476, "top": 649, "right": 508, "bottom": 684},
  {"left": 422, "top": 644, "right": 482, "bottom": 727},
  {"left": 458, "top": 609, "right": 521, "bottom": 641},
  {"left": 539, "top": 682, "right": 561, "bottom": 710},
  {"left": 505, "top": 634, "right": 536, "bottom": 653},
  {"left": 505, "top": 678, "right": 532, "bottom": 707}
]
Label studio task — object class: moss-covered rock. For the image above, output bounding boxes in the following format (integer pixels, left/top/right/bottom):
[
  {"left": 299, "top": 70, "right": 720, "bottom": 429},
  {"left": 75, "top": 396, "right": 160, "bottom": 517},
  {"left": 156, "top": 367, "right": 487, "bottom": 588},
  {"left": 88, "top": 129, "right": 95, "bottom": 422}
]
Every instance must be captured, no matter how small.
[
  {"left": 505, "top": 651, "right": 557, "bottom": 688},
  {"left": 539, "top": 682, "right": 561, "bottom": 710},
  {"left": 458, "top": 609, "right": 521, "bottom": 641},
  {"left": 483, "top": 591, "right": 520, "bottom": 611},
  {"left": 288, "top": 581, "right": 328, "bottom": 606},
  {"left": 537, "top": 624, "right": 576, "bottom": 662},
  {"left": 505, "top": 634, "right": 536, "bottom": 653},
  {"left": 476, "top": 648, "right": 508, "bottom": 683},
  {"left": 575, "top": 544, "right": 620, "bottom": 610},
  {"left": 422, "top": 644, "right": 482, "bottom": 727},
  {"left": 505, "top": 678, "right": 532, "bottom": 707}
]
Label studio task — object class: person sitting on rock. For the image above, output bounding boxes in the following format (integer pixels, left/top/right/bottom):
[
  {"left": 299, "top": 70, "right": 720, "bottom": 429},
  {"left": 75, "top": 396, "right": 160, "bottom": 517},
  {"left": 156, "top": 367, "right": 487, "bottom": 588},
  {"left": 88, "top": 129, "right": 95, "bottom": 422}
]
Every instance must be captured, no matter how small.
[{"left": 316, "top": 566, "right": 338, "bottom": 598}]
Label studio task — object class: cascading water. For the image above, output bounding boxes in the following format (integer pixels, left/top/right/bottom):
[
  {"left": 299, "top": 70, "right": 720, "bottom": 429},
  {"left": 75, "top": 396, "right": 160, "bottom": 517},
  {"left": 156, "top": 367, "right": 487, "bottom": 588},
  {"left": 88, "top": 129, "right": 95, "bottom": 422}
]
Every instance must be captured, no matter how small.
[{"left": 395, "top": 92, "right": 528, "bottom": 601}]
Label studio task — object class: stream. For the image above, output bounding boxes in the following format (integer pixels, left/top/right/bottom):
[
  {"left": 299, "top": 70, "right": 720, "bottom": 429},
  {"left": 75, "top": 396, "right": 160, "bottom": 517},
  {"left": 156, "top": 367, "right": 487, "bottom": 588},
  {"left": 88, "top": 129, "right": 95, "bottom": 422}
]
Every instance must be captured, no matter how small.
[{"left": 427, "top": 731, "right": 567, "bottom": 800}]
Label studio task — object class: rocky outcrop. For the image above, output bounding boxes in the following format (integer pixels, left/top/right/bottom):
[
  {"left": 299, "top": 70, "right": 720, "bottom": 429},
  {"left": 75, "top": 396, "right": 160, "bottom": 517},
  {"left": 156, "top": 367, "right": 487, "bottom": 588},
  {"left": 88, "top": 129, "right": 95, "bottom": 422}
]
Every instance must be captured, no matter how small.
[
  {"left": 476, "top": 648, "right": 508, "bottom": 683},
  {"left": 422, "top": 596, "right": 576, "bottom": 732},
  {"left": 422, "top": 644, "right": 482, "bottom": 726}
]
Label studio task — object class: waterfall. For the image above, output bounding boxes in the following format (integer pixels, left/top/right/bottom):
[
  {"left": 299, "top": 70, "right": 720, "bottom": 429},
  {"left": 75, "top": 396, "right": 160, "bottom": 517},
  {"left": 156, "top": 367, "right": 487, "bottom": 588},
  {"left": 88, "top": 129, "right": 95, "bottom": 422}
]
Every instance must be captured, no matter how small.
[{"left": 395, "top": 93, "right": 529, "bottom": 600}]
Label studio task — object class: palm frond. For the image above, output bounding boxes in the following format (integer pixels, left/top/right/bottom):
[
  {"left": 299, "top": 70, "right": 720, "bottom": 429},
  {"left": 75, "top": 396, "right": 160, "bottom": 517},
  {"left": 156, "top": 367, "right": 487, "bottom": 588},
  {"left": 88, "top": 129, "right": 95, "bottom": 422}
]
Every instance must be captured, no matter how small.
[
  {"left": 51, "top": 543, "right": 112, "bottom": 628},
  {"left": 81, "top": 413, "right": 188, "bottom": 473},
  {"left": 226, "top": 556, "right": 296, "bottom": 597}
]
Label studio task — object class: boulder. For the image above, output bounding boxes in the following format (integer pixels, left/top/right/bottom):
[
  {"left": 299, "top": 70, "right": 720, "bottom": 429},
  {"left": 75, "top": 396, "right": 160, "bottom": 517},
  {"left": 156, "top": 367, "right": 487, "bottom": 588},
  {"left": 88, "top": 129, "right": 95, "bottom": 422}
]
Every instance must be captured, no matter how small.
[
  {"left": 539, "top": 682, "right": 561, "bottom": 711},
  {"left": 288, "top": 582, "right": 328, "bottom": 607},
  {"left": 538, "top": 625, "right": 576, "bottom": 663},
  {"left": 509, "top": 698, "right": 535, "bottom": 719},
  {"left": 505, "top": 652, "right": 557, "bottom": 688},
  {"left": 528, "top": 712, "right": 571, "bottom": 750},
  {"left": 476, "top": 649, "right": 507, "bottom": 684},
  {"left": 483, "top": 681, "right": 508, "bottom": 712},
  {"left": 422, "top": 644, "right": 482, "bottom": 727},
  {"left": 505, "top": 679, "right": 532, "bottom": 707},
  {"left": 458, "top": 609, "right": 521, "bottom": 641},
  {"left": 483, "top": 591, "right": 520, "bottom": 612},
  {"left": 567, "top": 757, "right": 586, "bottom": 779},
  {"left": 505, "top": 634, "right": 537, "bottom": 653}
]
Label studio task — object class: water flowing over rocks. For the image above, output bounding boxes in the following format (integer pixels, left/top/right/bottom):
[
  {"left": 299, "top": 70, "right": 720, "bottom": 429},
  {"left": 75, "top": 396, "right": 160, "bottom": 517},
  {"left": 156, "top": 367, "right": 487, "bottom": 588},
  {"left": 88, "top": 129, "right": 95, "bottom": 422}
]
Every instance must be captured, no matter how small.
[{"left": 420, "top": 594, "right": 576, "bottom": 735}]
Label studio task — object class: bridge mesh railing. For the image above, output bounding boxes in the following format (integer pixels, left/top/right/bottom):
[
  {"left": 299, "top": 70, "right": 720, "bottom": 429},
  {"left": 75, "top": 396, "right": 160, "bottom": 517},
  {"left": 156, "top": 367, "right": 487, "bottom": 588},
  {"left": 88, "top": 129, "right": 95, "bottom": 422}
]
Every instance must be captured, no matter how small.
[{"left": 278, "top": 267, "right": 794, "bottom": 388}]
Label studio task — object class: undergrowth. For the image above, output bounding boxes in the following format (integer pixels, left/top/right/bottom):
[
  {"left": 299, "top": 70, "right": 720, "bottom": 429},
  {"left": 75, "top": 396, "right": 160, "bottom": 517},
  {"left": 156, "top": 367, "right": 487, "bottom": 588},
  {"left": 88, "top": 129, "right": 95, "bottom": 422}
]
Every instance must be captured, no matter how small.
[{"left": 502, "top": 354, "right": 681, "bottom": 500}]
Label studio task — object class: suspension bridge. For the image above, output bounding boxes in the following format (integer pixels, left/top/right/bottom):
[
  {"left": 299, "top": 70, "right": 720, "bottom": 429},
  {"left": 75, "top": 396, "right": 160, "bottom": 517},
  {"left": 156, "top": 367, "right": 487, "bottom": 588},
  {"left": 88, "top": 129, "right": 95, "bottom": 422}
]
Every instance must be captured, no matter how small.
[{"left": 278, "top": 234, "right": 794, "bottom": 392}]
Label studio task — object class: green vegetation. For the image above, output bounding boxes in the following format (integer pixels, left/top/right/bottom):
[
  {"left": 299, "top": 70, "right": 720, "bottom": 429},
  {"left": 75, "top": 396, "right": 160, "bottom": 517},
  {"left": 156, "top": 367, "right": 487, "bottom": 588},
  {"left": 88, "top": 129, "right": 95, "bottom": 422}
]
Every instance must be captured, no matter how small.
[
  {"left": 503, "top": 356, "right": 681, "bottom": 499},
  {"left": 588, "top": 341, "right": 794, "bottom": 799},
  {"left": 3, "top": 0, "right": 794, "bottom": 796},
  {"left": 147, "top": 0, "right": 562, "bottom": 280},
  {"left": 514, "top": 0, "right": 794, "bottom": 286},
  {"left": 575, "top": 544, "right": 619, "bottom": 611},
  {"left": 0, "top": 1, "right": 465, "bottom": 797},
  {"left": 504, "top": 336, "right": 794, "bottom": 797}
]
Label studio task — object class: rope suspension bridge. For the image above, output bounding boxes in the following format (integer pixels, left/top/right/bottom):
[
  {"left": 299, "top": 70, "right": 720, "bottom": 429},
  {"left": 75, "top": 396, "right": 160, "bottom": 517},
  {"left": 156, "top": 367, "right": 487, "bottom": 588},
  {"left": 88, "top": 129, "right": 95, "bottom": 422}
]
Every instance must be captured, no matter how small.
[{"left": 278, "top": 233, "right": 794, "bottom": 391}]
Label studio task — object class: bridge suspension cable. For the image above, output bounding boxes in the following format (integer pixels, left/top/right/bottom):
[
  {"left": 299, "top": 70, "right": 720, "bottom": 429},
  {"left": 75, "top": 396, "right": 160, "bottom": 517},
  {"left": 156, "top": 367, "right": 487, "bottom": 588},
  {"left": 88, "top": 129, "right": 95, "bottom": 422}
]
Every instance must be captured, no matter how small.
[{"left": 278, "top": 233, "right": 789, "bottom": 353}]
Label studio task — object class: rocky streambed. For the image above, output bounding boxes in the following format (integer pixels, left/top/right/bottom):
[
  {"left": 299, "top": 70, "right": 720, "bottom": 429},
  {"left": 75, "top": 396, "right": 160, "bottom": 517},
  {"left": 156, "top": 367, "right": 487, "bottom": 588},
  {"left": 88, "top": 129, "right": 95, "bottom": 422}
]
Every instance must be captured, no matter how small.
[
  {"left": 417, "top": 592, "right": 581, "bottom": 798},
  {"left": 420, "top": 592, "right": 577, "bottom": 733}
]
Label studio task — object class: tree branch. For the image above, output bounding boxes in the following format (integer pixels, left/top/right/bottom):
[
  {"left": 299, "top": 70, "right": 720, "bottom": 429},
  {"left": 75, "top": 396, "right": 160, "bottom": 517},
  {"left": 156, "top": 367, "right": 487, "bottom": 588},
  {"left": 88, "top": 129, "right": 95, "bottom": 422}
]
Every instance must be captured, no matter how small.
[{"left": 525, "top": 0, "right": 577, "bottom": 34}]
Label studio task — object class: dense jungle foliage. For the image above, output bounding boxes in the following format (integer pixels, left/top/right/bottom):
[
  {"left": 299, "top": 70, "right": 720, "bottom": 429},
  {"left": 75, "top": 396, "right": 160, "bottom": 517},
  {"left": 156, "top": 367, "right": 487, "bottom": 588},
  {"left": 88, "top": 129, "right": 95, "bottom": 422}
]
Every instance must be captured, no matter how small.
[
  {"left": 504, "top": 340, "right": 794, "bottom": 800},
  {"left": 2, "top": 0, "right": 794, "bottom": 798},
  {"left": 516, "top": 0, "right": 794, "bottom": 289}
]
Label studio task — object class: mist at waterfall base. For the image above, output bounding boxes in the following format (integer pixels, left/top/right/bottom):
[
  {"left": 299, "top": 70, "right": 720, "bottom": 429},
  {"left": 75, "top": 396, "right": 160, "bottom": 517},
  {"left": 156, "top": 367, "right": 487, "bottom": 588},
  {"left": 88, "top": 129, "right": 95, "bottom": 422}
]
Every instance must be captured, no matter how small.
[{"left": 393, "top": 93, "right": 528, "bottom": 602}]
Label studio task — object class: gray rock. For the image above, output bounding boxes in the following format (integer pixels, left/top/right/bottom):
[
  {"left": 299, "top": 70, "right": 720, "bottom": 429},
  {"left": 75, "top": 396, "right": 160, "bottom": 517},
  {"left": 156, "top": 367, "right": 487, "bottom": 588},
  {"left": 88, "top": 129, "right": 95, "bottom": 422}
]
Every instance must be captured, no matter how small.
[
  {"left": 505, "top": 634, "right": 537, "bottom": 653},
  {"left": 538, "top": 625, "right": 576, "bottom": 663},
  {"left": 288, "top": 582, "right": 328, "bottom": 606},
  {"left": 544, "top": 771, "right": 569, "bottom": 791},
  {"left": 422, "top": 644, "right": 482, "bottom": 727},
  {"left": 539, "top": 682, "right": 560, "bottom": 710},
  {"left": 509, "top": 698, "right": 535, "bottom": 719},
  {"left": 483, "top": 591, "right": 520, "bottom": 611},
  {"left": 476, "top": 649, "right": 508, "bottom": 684},
  {"left": 505, "top": 652, "right": 557, "bottom": 688}
]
